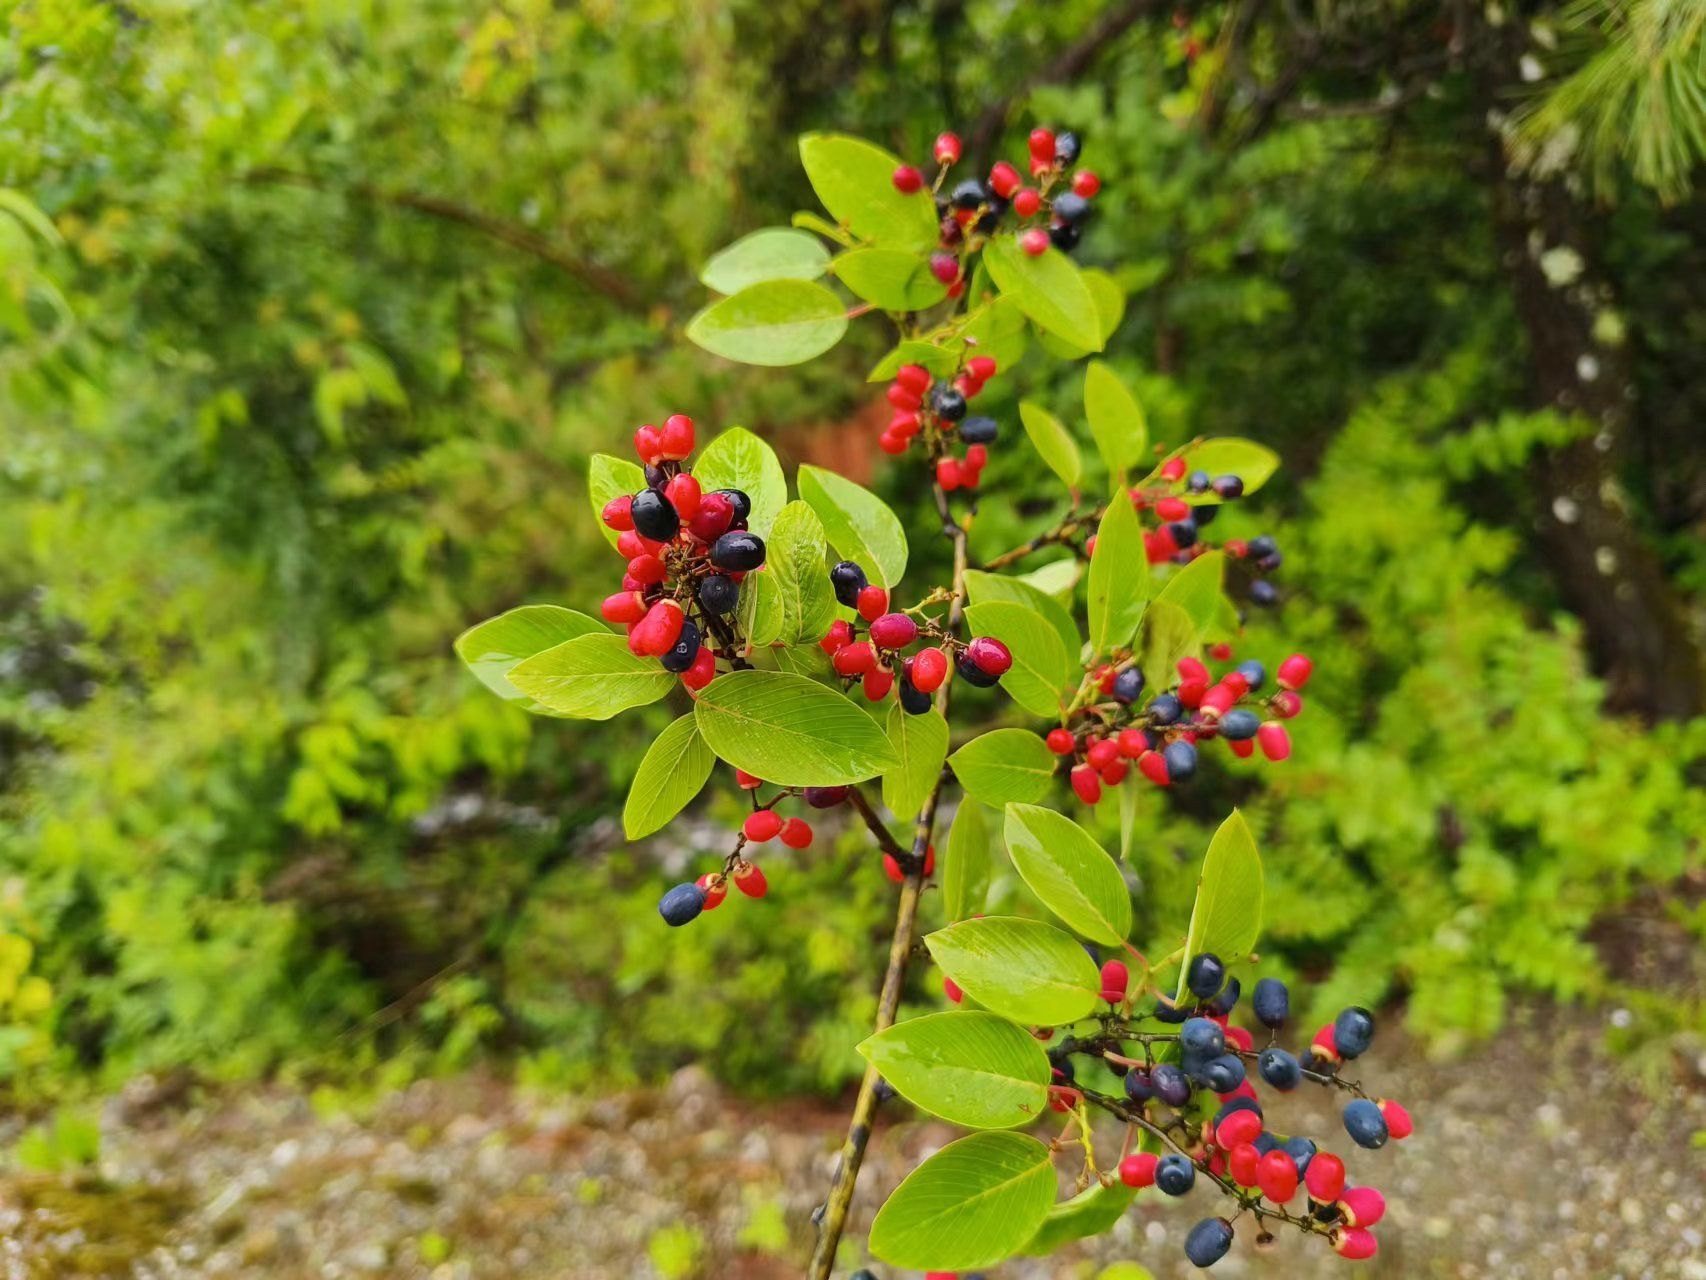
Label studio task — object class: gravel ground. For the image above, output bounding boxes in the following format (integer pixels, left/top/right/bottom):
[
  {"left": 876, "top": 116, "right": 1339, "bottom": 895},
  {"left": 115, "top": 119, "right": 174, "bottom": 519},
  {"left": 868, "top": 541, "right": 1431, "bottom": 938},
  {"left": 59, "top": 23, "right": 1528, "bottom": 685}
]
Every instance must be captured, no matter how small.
[{"left": 2, "top": 1010, "right": 1703, "bottom": 1280}]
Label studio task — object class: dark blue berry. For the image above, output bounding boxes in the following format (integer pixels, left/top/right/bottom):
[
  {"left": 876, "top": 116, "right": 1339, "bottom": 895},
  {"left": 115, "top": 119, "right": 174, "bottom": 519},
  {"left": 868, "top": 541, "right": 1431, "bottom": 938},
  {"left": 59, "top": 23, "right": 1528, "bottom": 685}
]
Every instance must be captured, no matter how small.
[
  {"left": 1124, "top": 1068, "right": 1154, "bottom": 1102},
  {"left": 1168, "top": 520, "right": 1198, "bottom": 549},
  {"left": 630, "top": 489, "right": 680, "bottom": 541},
  {"left": 959, "top": 415, "right": 998, "bottom": 444},
  {"left": 1151, "top": 1063, "right": 1192, "bottom": 1106},
  {"left": 1049, "top": 1055, "right": 1076, "bottom": 1085},
  {"left": 1154, "top": 999, "right": 1189, "bottom": 1024},
  {"left": 898, "top": 676, "right": 932, "bottom": 715},
  {"left": 1209, "top": 976, "right": 1241, "bottom": 1016},
  {"left": 698, "top": 574, "right": 740, "bottom": 614},
  {"left": 956, "top": 653, "right": 999, "bottom": 688},
  {"left": 829, "top": 560, "right": 868, "bottom": 607},
  {"left": 1048, "top": 220, "right": 1081, "bottom": 251},
  {"left": 1187, "top": 952, "right": 1226, "bottom": 999},
  {"left": 930, "top": 386, "right": 967, "bottom": 422},
  {"left": 1343, "top": 1098, "right": 1389, "bottom": 1149},
  {"left": 1055, "top": 131, "right": 1082, "bottom": 164},
  {"left": 1258, "top": 1047, "right": 1301, "bottom": 1090},
  {"left": 1212, "top": 474, "right": 1244, "bottom": 499},
  {"left": 850, "top": 1270, "right": 876, "bottom": 1280},
  {"left": 872, "top": 1078, "right": 897, "bottom": 1104},
  {"left": 1257, "top": 550, "right": 1283, "bottom": 572},
  {"left": 976, "top": 197, "right": 1008, "bottom": 233},
  {"left": 1252, "top": 977, "right": 1289, "bottom": 1028},
  {"left": 1282, "top": 1136, "right": 1316, "bottom": 1174},
  {"left": 714, "top": 488, "right": 752, "bottom": 522},
  {"left": 660, "top": 617, "right": 702, "bottom": 673},
  {"left": 1180, "top": 1017, "right": 1225, "bottom": 1056},
  {"left": 950, "top": 178, "right": 987, "bottom": 210},
  {"left": 1249, "top": 580, "right": 1279, "bottom": 607},
  {"left": 1200, "top": 1053, "right": 1245, "bottom": 1093},
  {"left": 1110, "top": 668, "right": 1146, "bottom": 705},
  {"left": 1235, "top": 660, "right": 1265, "bottom": 691},
  {"left": 1147, "top": 693, "right": 1183, "bottom": 725},
  {"left": 1186, "top": 469, "right": 1211, "bottom": 494},
  {"left": 1184, "top": 1217, "right": 1233, "bottom": 1268},
  {"left": 1052, "top": 192, "right": 1091, "bottom": 225},
  {"left": 1163, "top": 739, "right": 1197, "bottom": 781},
  {"left": 1219, "top": 709, "right": 1260, "bottom": 740},
  {"left": 1253, "top": 1131, "right": 1282, "bottom": 1156},
  {"left": 1247, "top": 534, "right": 1277, "bottom": 559},
  {"left": 1155, "top": 1153, "right": 1196, "bottom": 1196},
  {"left": 1333, "top": 1006, "right": 1375, "bottom": 1059},
  {"left": 658, "top": 882, "right": 705, "bottom": 926},
  {"left": 1192, "top": 502, "right": 1218, "bottom": 528},
  {"left": 711, "top": 531, "right": 765, "bottom": 571},
  {"left": 804, "top": 786, "right": 848, "bottom": 808}
]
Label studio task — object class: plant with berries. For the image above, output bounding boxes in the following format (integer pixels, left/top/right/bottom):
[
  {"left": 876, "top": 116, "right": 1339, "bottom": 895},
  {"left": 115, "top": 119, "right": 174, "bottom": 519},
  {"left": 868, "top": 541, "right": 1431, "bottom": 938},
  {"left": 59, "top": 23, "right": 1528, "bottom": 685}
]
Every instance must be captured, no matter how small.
[{"left": 456, "top": 122, "right": 1360, "bottom": 1280}]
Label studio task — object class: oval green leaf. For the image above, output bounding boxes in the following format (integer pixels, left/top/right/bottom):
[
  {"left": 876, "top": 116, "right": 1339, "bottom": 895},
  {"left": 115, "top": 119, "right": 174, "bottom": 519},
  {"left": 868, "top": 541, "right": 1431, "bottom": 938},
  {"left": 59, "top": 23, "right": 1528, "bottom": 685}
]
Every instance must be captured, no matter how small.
[
  {"left": 693, "top": 426, "right": 786, "bottom": 539},
  {"left": 1155, "top": 550, "right": 1226, "bottom": 634},
  {"left": 1019, "top": 400, "right": 1082, "bottom": 490},
  {"left": 868, "top": 1131, "right": 1057, "bottom": 1271},
  {"left": 832, "top": 247, "right": 947, "bottom": 311},
  {"left": 960, "top": 293, "right": 1030, "bottom": 371},
  {"left": 943, "top": 800, "right": 993, "bottom": 922},
  {"left": 796, "top": 463, "right": 908, "bottom": 587},
  {"left": 507, "top": 633, "right": 675, "bottom": 720},
  {"left": 983, "top": 236, "right": 1103, "bottom": 352},
  {"left": 1084, "top": 360, "right": 1148, "bottom": 483},
  {"left": 1037, "top": 266, "right": 1127, "bottom": 359},
  {"left": 949, "top": 728, "right": 1057, "bottom": 808},
  {"left": 455, "top": 605, "right": 606, "bottom": 706},
  {"left": 924, "top": 916, "right": 1101, "bottom": 1026},
  {"left": 685, "top": 278, "right": 848, "bottom": 366},
  {"left": 1022, "top": 1182, "right": 1138, "bottom": 1256},
  {"left": 882, "top": 703, "right": 949, "bottom": 819},
  {"left": 766, "top": 501, "right": 838, "bottom": 644},
  {"left": 1137, "top": 598, "right": 1198, "bottom": 694},
  {"left": 623, "top": 715, "right": 716, "bottom": 839},
  {"left": 964, "top": 601, "right": 1068, "bottom": 719},
  {"left": 1176, "top": 809, "right": 1265, "bottom": 1002},
  {"left": 699, "top": 227, "right": 831, "bottom": 295},
  {"left": 858, "top": 1011, "right": 1051, "bottom": 1129},
  {"left": 1087, "top": 496, "right": 1150, "bottom": 657},
  {"left": 798, "top": 133, "right": 939, "bottom": 252},
  {"left": 1003, "top": 803, "right": 1133, "bottom": 946},
  {"left": 693, "top": 670, "right": 897, "bottom": 786}
]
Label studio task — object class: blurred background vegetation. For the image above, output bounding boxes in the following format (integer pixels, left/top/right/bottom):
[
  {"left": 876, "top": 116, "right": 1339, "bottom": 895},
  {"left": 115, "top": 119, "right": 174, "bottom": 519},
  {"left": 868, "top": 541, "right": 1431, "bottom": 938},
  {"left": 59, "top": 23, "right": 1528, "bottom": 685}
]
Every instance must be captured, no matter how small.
[{"left": 0, "top": 0, "right": 1702, "bottom": 1109}]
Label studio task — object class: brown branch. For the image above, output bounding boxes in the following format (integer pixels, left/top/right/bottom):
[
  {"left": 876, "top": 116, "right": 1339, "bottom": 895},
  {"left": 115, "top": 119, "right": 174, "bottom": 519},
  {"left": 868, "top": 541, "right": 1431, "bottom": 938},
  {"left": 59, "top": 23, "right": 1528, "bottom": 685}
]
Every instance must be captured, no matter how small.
[
  {"left": 846, "top": 784, "right": 907, "bottom": 860},
  {"left": 243, "top": 167, "right": 644, "bottom": 311}
]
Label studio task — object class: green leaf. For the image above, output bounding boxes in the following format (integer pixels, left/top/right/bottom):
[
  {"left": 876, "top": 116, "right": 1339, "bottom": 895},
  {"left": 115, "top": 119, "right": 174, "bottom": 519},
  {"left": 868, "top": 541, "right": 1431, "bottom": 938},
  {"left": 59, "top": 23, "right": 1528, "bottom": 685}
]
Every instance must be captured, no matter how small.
[
  {"left": 694, "top": 426, "right": 787, "bottom": 539},
  {"left": 882, "top": 704, "right": 949, "bottom": 819},
  {"left": 1137, "top": 598, "right": 1198, "bottom": 695},
  {"left": 796, "top": 463, "right": 908, "bottom": 587},
  {"left": 959, "top": 294, "right": 1030, "bottom": 371},
  {"left": 1176, "top": 810, "right": 1265, "bottom": 1002},
  {"left": 588, "top": 453, "right": 646, "bottom": 548},
  {"left": 1087, "top": 497, "right": 1149, "bottom": 657},
  {"left": 455, "top": 606, "right": 606, "bottom": 706},
  {"left": 868, "top": 1132, "right": 1056, "bottom": 1271},
  {"left": 685, "top": 278, "right": 848, "bottom": 366},
  {"left": 693, "top": 670, "right": 897, "bottom": 786},
  {"left": 858, "top": 1011, "right": 1050, "bottom": 1129},
  {"left": 1148, "top": 438, "right": 1281, "bottom": 502},
  {"left": 739, "top": 567, "right": 785, "bottom": 648},
  {"left": 1083, "top": 361, "right": 1148, "bottom": 484},
  {"left": 771, "top": 641, "right": 834, "bottom": 681},
  {"left": 963, "top": 570, "right": 1079, "bottom": 686},
  {"left": 1017, "top": 557, "right": 1082, "bottom": 604},
  {"left": 949, "top": 729, "right": 1057, "bottom": 807},
  {"left": 1019, "top": 400, "right": 1082, "bottom": 490},
  {"left": 1037, "top": 267, "right": 1127, "bottom": 359},
  {"left": 508, "top": 634, "right": 675, "bottom": 720},
  {"left": 1022, "top": 1182, "right": 1138, "bottom": 1255},
  {"left": 765, "top": 501, "right": 838, "bottom": 644},
  {"left": 790, "top": 210, "right": 854, "bottom": 245},
  {"left": 983, "top": 236, "right": 1103, "bottom": 352},
  {"left": 867, "top": 340, "right": 963, "bottom": 381},
  {"left": 925, "top": 916, "right": 1101, "bottom": 1026},
  {"left": 1155, "top": 550, "right": 1226, "bottom": 634},
  {"left": 1118, "top": 774, "right": 1141, "bottom": 862},
  {"left": 623, "top": 716, "right": 716, "bottom": 839},
  {"left": 943, "top": 800, "right": 993, "bottom": 922},
  {"left": 1003, "top": 804, "right": 1133, "bottom": 946},
  {"left": 699, "top": 227, "right": 831, "bottom": 294},
  {"left": 798, "top": 133, "right": 939, "bottom": 252},
  {"left": 831, "top": 247, "right": 947, "bottom": 311},
  {"left": 964, "top": 601, "right": 1068, "bottom": 718}
]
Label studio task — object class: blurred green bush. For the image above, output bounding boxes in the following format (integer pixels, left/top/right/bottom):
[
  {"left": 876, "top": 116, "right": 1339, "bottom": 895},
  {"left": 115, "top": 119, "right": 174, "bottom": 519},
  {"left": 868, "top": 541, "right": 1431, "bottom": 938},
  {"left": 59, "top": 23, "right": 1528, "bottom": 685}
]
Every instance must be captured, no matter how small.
[{"left": 0, "top": 0, "right": 1700, "bottom": 1098}]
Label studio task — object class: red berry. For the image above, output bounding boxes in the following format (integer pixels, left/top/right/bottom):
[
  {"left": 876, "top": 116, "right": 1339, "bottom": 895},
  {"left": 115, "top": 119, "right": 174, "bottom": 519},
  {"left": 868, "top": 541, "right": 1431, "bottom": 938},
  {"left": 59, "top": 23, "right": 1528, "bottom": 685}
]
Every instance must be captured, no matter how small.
[
  {"left": 1087, "top": 737, "right": 1120, "bottom": 770},
  {"left": 1220, "top": 671, "right": 1250, "bottom": 697},
  {"left": 659, "top": 413, "right": 695, "bottom": 460},
  {"left": 1145, "top": 528, "right": 1178, "bottom": 563},
  {"left": 1028, "top": 127, "right": 1056, "bottom": 163},
  {"left": 1333, "top": 1227, "right": 1378, "bottom": 1261},
  {"left": 1100, "top": 759, "right": 1128, "bottom": 785},
  {"left": 964, "top": 443, "right": 988, "bottom": 469},
  {"left": 1071, "top": 169, "right": 1101, "bottom": 198},
  {"left": 602, "top": 495, "right": 635, "bottom": 531},
  {"left": 1278, "top": 653, "right": 1314, "bottom": 690},
  {"left": 1222, "top": 1142, "right": 1258, "bottom": 1188},
  {"left": 732, "top": 862, "right": 768, "bottom": 898},
  {"left": 929, "top": 252, "right": 959, "bottom": 284},
  {"left": 933, "top": 132, "right": 962, "bottom": 165},
  {"left": 1019, "top": 228, "right": 1049, "bottom": 256},
  {"left": 1272, "top": 690, "right": 1303, "bottom": 719},
  {"left": 910, "top": 647, "right": 949, "bottom": 694},
  {"left": 1098, "top": 959, "right": 1129, "bottom": 1003},
  {"left": 1138, "top": 750, "right": 1171, "bottom": 787},
  {"left": 744, "top": 810, "right": 782, "bottom": 842},
  {"left": 878, "top": 431, "right": 909, "bottom": 455},
  {"left": 632, "top": 599, "right": 685, "bottom": 656},
  {"left": 966, "top": 355, "right": 997, "bottom": 381},
  {"left": 633, "top": 424, "right": 664, "bottom": 465},
  {"left": 1379, "top": 1100, "right": 1412, "bottom": 1140},
  {"left": 602, "top": 591, "right": 646, "bottom": 624},
  {"left": 1217, "top": 1109, "right": 1263, "bottom": 1149},
  {"left": 856, "top": 585, "right": 889, "bottom": 621},
  {"left": 965, "top": 636, "right": 1011, "bottom": 676},
  {"left": 832, "top": 641, "right": 877, "bottom": 678},
  {"left": 681, "top": 646, "right": 717, "bottom": 691},
  {"left": 1160, "top": 456, "right": 1187, "bottom": 481},
  {"left": 1118, "top": 728, "right": 1148, "bottom": 758},
  {"left": 888, "top": 410, "right": 920, "bottom": 438},
  {"left": 1208, "top": 642, "right": 1234, "bottom": 661},
  {"left": 687, "top": 491, "right": 736, "bottom": 541},
  {"left": 1157, "top": 496, "right": 1190, "bottom": 521},
  {"left": 1178, "top": 677, "right": 1208, "bottom": 708},
  {"left": 936, "top": 457, "right": 962, "bottom": 490},
  {"left": 1256, "top": 722, "right": 1291, "bottom": 761},
  {"left": 1200, "top": 684, "right": 1237, "bottom": 720},
  {"left": 869, "top": 612, "right": 919, "bottom": 650},
  {"left": 1070, "top": 763, "right": 1102, "bottom": 805},
  {"left": 664, "top": 473, "right": 701, "bottom": 521},
  {"left": 696, "top": 873, "right": 727, "bottom": 910},
  {"left": 1118, "top": 1152, "right": 1158, "bottom": 1188},
  {"left": 1225, "top": 1024, "right": 1253, "bottom": 1052},
  {"left": 1048, "top": 1084, "right": 1080, "bottom": 1113},
  {"left": 1177, "top": 656, "right": 1209, "bottom": 684},
  {"left": 988, "top": 160, "right": 1022, "bottom": 198},
  {"left": 887, "top": 382, "right": 923, "bottom": 411},
  {"left": 1340, "top": 1185, "right": 1386, "bottom": 1228},
  {"left": 819, "top": 619, "right": 854, "bottom": 655},
  {"left": 615, "top": 530, "right": 654, "bottom": 559},
  {"left": 864, "top": 667, "right": 895, "bottom": 701},
  {"left": 627, "top": 554, "right": 667, "bottom": 585},
  {"left": 892, "top": 164, "right": 925, "bottom": 193},
  {"left": 1046, "top": 727, "right": 1075, "bottom": 755},
  {"left": 780, "top": 817, "right": 813, "bottom": 849},
  {"left": 943, "top": 975, "right": 963, "bottom": 1004},
  {"left": 895, "top": 363, "right": 932, "bottom": 394},
  {"left": 1012, "top": 187, "right": 1041, "bottom": 218},
  {"left": 1229, "top": 738, "right": 1255, "bottom": 759},
  {"left": 734, "top": 768, "right": 762, "bottom": 790},
  {"left": 1305, "top": 1151, "right": 1346, "bottom": 1202},
  {"left": 1257, "top": 1150, "right": 1299, "bottom": 1203}
]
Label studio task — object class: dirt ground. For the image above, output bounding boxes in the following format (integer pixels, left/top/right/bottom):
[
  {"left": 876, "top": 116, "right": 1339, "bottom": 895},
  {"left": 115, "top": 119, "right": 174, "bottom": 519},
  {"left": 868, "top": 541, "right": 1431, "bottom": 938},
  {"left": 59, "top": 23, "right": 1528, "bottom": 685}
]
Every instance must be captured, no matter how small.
[{"left": 2, "top": 1009, "right": 1703, "bottom": 1280}]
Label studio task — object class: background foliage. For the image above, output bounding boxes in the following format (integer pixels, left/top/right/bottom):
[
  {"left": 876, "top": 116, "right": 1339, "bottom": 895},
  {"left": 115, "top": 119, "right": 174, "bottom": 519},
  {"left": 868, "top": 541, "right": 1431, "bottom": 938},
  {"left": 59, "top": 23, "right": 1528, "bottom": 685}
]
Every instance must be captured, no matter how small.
[{"left": 1, "top": 0, "right": 1702, "bottom": 1099}]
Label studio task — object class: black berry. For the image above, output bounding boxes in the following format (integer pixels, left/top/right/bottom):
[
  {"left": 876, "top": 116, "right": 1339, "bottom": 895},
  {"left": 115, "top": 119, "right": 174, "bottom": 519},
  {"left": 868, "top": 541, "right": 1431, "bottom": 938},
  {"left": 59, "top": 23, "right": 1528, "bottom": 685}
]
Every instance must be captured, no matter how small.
[
  {"left": 959, "top": 415, "right": 999, "bottom": 444},
  {"left": 1180, "top": 1017, "right": 1224, "bottom": 1056},
  {"left": 1212, "top": 474, "right": 1244, "bottom": 499},
  {"left": 1343, "top": 1098, "right": 1389, "bottom": 1149},
  {"left": 1210, "top": 976, "right": 1241, "bottom": 1016},
  {"left": 1252, "top": 977, "right": 1289, "bottom": 1028},
  {"left": 1200, "top": 1053, "right": 1245, "bottom": 1093},
  {"left": 1186, "top": 469, "right": 1211, "bottom": 493},
  {"left": 804, "top": 785, "right": 849, "bottom": 808},
  {"left": 1186, "top": 952, "right": 1226, "bottom": 999},
  {"left": 1110, "top": 668, "right": 1145, "bottom": 705},
  {"left": 715, "top": 488, "right": 752, "bottom": 522},
  {"left": 660, "top": 617, "right": 701, "bottom": 673},
  {"left": 1333, "top": 1006, "right": 1375, "bottom": 1058},
  {"left": 950, "top": 178, "right": 987, "bottom": 210},
  {"left": 710, "top": 531, "right": 766, "bottom": 571},
  {"left": 1248, "top": 534, "right": 1278, "bottom": 559},
  {"left": 1168, "top": 519, "right": 1198, "bottom": 550},
  {"left": 630, "top": 489, "right": 680, "bottom": 541},
  {"left": 1163, "top": 739, "right": 1197, "bottom": 781},
  {"left": 1282, "top": 1136, "right": 1316, "bottom": 1174},
  {"left": 1151, "top": 1063, "right": 1192, "bottom": 1106},
  {"left": 1052, "top": 192, "right": 1091, "bottom": 225},
  {"left": 1258, "top": 1047, "right": 1301, "bottom": 1090},
  {"left": 1185, "top": 1217, "right": 1233, "bottom": 1268},
  {"left": 1220, "top": 709, "right": 1260, "bottom": 740},
  {"left": 1249, "top": 579, "right": 1279, "bottom": 607},
  {"left": 956, "top": 653, "right": 999, "bottom": 688},
  {"left": 1048, "top": 220, "right": 1081, "bottom": 251},
  {"left": 1124, "top": 1067, "right": 1154, "bottom": 1102},
  {"left": 931, "top": 386, "right": 968, "bottom": 422},
  {"left": 830, "top": 559, "right": 867, "bottom": 607},
  {"left": 1147, "top": 693, "right": 1183, "bottom": 725},
  {"left": 898, "top": 675, "right": 932, "bottom": 715},
  {"left": 1054, "top": 131, "right": 1082, "bottom": 164},
  {"left": 697, "top": 574, "right": 740, "bottom": 614},
  {"left": 1155, "top": 1153, "right": 1196, "bottom": 1196}
]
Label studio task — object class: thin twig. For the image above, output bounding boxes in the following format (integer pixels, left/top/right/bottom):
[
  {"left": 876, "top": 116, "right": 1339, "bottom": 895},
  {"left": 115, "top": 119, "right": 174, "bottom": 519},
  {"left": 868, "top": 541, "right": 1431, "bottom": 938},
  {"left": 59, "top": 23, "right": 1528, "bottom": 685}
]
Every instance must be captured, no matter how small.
[{"left": 847, "top": 785, "right": 908, "bottom": 861}]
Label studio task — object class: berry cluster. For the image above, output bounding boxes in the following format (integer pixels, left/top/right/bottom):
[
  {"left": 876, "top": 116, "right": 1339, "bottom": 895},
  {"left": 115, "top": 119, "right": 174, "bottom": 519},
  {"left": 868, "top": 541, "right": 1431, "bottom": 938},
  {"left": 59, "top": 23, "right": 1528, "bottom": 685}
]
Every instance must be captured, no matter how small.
[
  {"left": 1037, "top": 952, "right": 1407, "bottom": 1269},
  {"left": 599, "top": 415, "right": 759, "bottom": 687},
  {"left": 1132, "top": 459, "right": 1285, "bottom": 608},
  {"left": 877, "top": 358, "right": 1000, "bottom": 488},
  {"left": 819, "top": 560, "right": 1012, "bottom": 710},
  {"left": 1046, "top": 649, "right": 1313, "bottom": 805},
  {"left": 892, "top": 127, "right": 1101, "bottom": 262}
]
